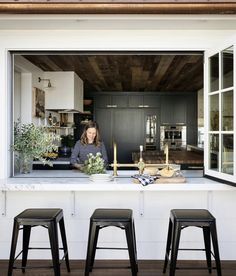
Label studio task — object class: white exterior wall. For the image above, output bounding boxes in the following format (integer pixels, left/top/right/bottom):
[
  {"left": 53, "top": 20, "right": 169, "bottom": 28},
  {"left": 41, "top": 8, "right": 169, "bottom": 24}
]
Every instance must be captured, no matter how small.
[
  {"left": 0, "top": 14, "right": 236, "bottom": 260},
  {"left": 1, "top": 27, "right": 236, "bottom": 179},
  {"left": 1, "top": 188, "right": 236, "bottom": 260}
]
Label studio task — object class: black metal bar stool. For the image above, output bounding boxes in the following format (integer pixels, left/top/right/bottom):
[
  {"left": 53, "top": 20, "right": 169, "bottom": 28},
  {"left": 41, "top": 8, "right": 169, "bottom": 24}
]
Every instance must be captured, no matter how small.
[
  {"left": 85, "top": 208, "right": 138, "bottom": 276},
  {"left": 163, "top": 209, "right": 222, "bottom": 276},
  {"left": 8, "top": 208, "right": 70, "bottom": 276}
]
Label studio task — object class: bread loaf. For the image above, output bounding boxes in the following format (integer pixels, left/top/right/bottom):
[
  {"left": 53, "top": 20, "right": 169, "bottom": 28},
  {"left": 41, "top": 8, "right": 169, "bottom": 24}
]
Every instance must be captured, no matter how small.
[{"left": 159, "top": 166, "right": 175, "bottom": 178}]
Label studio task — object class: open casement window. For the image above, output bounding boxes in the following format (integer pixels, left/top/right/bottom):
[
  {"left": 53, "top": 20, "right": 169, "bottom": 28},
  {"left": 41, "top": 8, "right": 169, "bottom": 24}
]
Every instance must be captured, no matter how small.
[{"left": 204, "top": 45, "right": 236, "bottom": 183}]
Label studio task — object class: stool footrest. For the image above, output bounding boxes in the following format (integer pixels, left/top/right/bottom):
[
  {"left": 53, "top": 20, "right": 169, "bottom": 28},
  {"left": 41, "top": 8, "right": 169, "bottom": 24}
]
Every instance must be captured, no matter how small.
[
  {"left": 13, "top": 265, "right": 54, "bottom": 270},
  {"left": 92, "top": 265, "right": 131, "bottom": 269},
  {"left": 178, "top": 248, "right": 206, "bottom": 251},
  {"left": 176, "top": 266, "right": 216, "bottom": 270},
  {"left": 28, "top": 247, "right": 64, "bottom": 250},
  {"left": 96, "top": 246, "right": 128, "bottom": 250}
]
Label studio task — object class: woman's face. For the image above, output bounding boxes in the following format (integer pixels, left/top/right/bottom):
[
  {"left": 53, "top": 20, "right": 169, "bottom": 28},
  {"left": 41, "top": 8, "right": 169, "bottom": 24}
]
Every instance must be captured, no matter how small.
[{"left": 86, "top": 127, "right": 97, "bottom": 143}]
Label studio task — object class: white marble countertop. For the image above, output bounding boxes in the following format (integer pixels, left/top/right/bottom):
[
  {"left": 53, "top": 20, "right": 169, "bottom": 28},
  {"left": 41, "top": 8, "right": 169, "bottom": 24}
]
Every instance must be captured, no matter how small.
[{"left": 0, "top": 170, "right": 234, "bottom": 192}]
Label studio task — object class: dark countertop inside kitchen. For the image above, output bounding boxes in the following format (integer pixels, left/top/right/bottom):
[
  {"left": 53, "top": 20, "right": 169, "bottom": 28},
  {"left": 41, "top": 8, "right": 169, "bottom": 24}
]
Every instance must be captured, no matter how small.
[{"left": 132, "top": 149, "right": 203, "bottom": 165}]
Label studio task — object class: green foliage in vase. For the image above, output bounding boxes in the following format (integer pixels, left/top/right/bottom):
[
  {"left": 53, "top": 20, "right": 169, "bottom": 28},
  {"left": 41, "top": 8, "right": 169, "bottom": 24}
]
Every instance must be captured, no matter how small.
[
  {"left": 83, "top": 152, "right": 106, "bottom": 175},
  {"left": 12, "top": 122, "right": 61, "bottom": 166}
]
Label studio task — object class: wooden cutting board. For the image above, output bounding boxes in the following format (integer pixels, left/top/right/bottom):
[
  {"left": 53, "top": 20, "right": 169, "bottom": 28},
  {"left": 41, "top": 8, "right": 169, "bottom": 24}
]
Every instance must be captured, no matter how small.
[
  {"left": 155, "top": 176, "right": 186, "bottom": 184},
  {"left": 133, "top": 176, "right": 186, "bottom": 184}
]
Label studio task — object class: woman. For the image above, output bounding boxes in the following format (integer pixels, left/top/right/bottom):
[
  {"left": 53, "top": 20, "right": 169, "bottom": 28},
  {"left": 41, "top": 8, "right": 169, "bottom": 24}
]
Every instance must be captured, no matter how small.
[{"left": 70, "top": 121, "right": 108, "bottom": 169}]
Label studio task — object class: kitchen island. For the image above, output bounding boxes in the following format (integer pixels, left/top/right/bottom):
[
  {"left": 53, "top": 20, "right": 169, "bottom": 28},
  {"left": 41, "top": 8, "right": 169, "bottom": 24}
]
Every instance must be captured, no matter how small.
[{"left": 0, "top": 170, "right": 236, "bottom": 261}]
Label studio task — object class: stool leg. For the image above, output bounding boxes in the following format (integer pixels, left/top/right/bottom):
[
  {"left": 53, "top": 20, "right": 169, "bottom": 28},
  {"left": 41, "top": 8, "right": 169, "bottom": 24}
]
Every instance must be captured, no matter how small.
[
  {"left": 132, "top": 219, "right": 138, "bottom": 273},
  {"left": 90, "top": 225, "right": 99, "bottom": 271},
  {"left": 59, "top": 217, "right": 70, "bottom": 272},
  {"left": 8, "top": 220, "right": 20, "bottom": 276},
  {"left": 22, "top": 225, "right": 31, "bottom": 273},
  {"left": 48, "top": 221, "right": 61, "bottom": 276},
  {"left": 125, "top": 222, "right": 138, "bottom": 276},
  {"left": 163, "top": 218, "right": 173, "bottom": 273},
  {"left": 210, "top": 222, "right": 222, "bottom": 276},
  {"left": 203, "top": 226, "right": 212, "bottom": 273},
  {"left": 169, "top": 222, "right": 181, "bottom": 276},
  {"left": 85, "top": 221, "right": 98, "bottom": 276}
]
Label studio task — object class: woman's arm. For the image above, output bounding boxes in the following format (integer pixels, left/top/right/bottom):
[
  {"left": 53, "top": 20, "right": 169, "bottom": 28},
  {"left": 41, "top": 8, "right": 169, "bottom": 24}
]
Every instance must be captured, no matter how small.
[
  {"left": 70, "top": 140, "right": 81, "bottom": 165},
  {"left": 101, "top": 142, "right": 108, "bottom": 165}
]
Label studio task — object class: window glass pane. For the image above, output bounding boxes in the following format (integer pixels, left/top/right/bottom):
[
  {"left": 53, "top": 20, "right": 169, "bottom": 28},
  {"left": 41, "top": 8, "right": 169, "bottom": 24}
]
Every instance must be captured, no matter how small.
[
  {"left": 221, "top": 134, "right": 234, "bottom": 175},
  {"left": 209, "top": 134, "right": 219, "bottom": 171},
  {"left": 222, "top": 90, "right": 234, "bottom": 131},
  {"left": 209, "top": 94, "right": 219, "bottom": 131},
  {"left": 209, "top": 53, "right": 219, "bottom": 92},
  {"left": 222, "top": 46, "right": 233, "bottom": 89}
]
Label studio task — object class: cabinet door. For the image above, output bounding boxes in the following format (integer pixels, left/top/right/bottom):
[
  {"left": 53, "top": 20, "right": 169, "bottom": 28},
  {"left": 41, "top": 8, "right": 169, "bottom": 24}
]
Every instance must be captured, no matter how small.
[
  {"left": 113, "top": 109, "right": 143, "bottom": 163},
  {"left": 143, "top": 95, "right": 160, "bottom": 108},
  {"left": 161, "top": 96, "right": 173, "bottom": 124},
  {"left": 161, "top": 95, "right": 186, "bottom": 124},
  {"left": 186, "top": 94, "right": 198, "bottom": 145},
  {"left": 174, "top": 96, "right": 186, "bottom": 124},
  {"left": 95, "top": 109, "right": 112, "bottom": 162},
  {"left": 112, "top": 95, "right": 128, "bottom": 108},
  {"left": 128, "top": 95, "right": 143, "bottom": 107},
  {"left": 95, "top": 95, "right": 112, "bottom": 108}
]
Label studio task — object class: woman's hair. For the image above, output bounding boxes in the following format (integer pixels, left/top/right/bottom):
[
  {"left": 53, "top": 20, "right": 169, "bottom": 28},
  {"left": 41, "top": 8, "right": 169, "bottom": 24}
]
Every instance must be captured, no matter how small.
[{"left": 80, "top": 121, "right": 101, "bottom": 146}]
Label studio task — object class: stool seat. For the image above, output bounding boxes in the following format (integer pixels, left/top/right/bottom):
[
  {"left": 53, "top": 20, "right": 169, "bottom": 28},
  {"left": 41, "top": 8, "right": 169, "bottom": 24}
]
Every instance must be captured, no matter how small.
[
  {"left": 85, "top": 208, "right": 138, "bottom": 276},
  {"left": 163, "top": 209, "right": 222, "bottom": 276},
  {"left": 91, "top": 208, "right": 132, "bottom": 221},
  {"left": 8, "top": 208, "right": 70, "bottom": 276},
  {"left": 15, "top": 208, "right": 63, "bottom": 223},
  {"left": 171, "top": 209, "right": 215, "bottom": 222}
]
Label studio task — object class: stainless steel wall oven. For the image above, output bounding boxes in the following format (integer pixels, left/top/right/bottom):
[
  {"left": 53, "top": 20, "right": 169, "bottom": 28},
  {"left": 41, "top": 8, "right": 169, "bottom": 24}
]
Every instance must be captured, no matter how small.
[{"left": 160, "top": 125, "right": 187, "bottom": 150}]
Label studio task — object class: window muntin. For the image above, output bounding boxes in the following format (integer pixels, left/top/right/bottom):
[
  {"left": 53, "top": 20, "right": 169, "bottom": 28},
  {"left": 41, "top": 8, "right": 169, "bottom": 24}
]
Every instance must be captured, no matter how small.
[{"left": 209, "top": 53, "right": 219, "bottom": 92}]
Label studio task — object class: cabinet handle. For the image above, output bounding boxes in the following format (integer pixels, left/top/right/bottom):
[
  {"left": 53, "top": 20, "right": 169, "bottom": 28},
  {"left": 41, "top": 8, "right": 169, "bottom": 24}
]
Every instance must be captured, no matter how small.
[
  {"left": 143, "top": 105, "right": 149, "bottom": 108},
  {"left": 138, "top": 105, "right": 144, "bottom": 108},
  {"left": 107, "top": 105, "right": 117, "bottom": 108}
]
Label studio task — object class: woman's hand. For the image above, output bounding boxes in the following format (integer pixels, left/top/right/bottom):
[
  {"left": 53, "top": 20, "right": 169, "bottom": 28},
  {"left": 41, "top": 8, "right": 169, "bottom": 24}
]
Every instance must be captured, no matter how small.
[{"left": 73, "top": 163, "right": 84, "bottom": 171}]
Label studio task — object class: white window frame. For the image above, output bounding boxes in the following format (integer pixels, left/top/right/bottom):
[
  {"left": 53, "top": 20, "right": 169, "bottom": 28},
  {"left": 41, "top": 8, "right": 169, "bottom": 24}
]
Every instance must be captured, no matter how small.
[{"left": 204, "top": 44, "right": 236, "bottom": 183}]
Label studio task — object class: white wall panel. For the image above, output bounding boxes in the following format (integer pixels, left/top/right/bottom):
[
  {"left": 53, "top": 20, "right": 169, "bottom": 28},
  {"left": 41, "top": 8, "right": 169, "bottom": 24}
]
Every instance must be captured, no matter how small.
[{"left": 1, "top": 190, "right": 236, "bottom": 260}]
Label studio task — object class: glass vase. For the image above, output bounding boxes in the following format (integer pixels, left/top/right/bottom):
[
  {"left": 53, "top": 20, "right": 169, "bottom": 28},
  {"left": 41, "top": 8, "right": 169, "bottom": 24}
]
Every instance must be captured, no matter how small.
[{"left": 19, "top": 154, "right": 33, "bottom": 174}]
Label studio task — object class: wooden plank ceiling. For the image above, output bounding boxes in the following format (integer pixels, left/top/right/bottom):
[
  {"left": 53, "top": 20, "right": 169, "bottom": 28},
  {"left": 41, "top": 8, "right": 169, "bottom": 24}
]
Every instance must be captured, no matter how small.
[
  {"left": 23, "top": 54, "right": 203, "bottom": 93},
  {"left": 1, "top": 1, "right": 236, "bottom": 14}
]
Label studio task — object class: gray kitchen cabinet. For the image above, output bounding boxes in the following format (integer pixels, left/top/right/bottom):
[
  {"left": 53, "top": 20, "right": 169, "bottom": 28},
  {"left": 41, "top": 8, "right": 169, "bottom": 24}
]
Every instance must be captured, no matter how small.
[
  {"left": 144, "top": 95, "right": 161, "bottom": 108},
  {"left": 95, "top": 94, "right": 128, "bottom": 108},
  {"left": 94, "top": 108, "right": 113, "bottom": 161},
  {"left": 113, "top": 109, "right": 143, "bottom": 163},
  {"left": 95, "top": 108, "right": 143, "bottom": 163},
  {"left": 128, "top": 95, "right": 143, "bottom": 107},
  {"left": 186, "top": 93, "right": 198, "bottom": 145},
  {"left": 161, "top": 95, "right": 186, "bottom": 125},
  {"left": 128, "top": 94, "right": 160, "bottom": 108}
]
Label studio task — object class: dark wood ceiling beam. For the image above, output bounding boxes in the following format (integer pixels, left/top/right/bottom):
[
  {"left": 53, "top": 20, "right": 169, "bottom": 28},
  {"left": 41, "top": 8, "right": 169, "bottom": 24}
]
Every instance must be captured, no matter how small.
[{"left": 1, "top": 3, "right": 236, "bottom": 14}]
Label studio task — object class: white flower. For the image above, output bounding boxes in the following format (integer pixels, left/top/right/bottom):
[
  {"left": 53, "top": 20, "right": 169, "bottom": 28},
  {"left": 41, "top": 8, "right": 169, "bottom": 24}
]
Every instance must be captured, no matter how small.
[{"left": 83, "top": 152, "right": 105, "bottom": 175}]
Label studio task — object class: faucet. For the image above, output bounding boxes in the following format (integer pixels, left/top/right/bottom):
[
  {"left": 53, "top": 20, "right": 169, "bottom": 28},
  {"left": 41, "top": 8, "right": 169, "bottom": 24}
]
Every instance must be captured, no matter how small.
[
  {"left": 111, "top": 143, "right": 159, "bottom": 176},
  {"left": 111, "top": 142, "right": 145, "bottom": 176}
]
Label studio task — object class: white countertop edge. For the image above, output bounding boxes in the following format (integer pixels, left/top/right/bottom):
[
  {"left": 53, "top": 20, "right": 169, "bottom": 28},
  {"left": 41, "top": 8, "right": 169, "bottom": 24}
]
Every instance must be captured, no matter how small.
[{"left": 0, "top": 180, "right": 234, "bottom": 192}]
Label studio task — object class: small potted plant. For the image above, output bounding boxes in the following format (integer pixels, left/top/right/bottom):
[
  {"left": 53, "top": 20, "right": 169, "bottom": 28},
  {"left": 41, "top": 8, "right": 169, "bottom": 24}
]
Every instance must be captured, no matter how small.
[
  {"left": 83, "top": 152, "right": 106, "bottom": 175},
  {"left": 12, "top": 122, "right": 61, "bottom": 173}
]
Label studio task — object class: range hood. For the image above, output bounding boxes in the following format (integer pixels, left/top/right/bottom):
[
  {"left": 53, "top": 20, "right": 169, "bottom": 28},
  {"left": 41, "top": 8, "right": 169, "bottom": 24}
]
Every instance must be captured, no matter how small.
[{"left": 58, "top": 109, "right": 80, "bottom": 114}]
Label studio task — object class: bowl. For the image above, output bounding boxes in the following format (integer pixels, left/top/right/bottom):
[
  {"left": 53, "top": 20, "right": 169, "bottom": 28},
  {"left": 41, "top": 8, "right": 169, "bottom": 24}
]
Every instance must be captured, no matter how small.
[{"left": 84, "top": 99, "right": 92, "bottom": 106}]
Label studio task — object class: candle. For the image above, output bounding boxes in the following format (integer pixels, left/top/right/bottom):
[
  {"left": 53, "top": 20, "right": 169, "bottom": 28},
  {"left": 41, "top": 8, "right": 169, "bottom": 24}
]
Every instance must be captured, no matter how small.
[
  {"left": 165, "top": 144, "right": 169, "bottom": 165},
  {"left": 140, "top": 145, "right": 143, "bottom": 152},
  {"left": 114, "top": 142, "right": 117, "bottom": 163}
]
